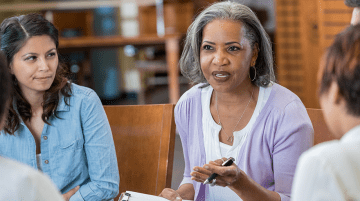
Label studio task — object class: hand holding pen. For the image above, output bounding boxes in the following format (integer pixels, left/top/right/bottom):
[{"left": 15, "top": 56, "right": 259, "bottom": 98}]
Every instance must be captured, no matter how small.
[{"left": 191, "top": 157, "right": 244, "bottom": 187}]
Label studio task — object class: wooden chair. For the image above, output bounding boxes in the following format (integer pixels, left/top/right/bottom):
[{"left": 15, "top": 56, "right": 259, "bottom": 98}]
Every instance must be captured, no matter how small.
[
  {"left": 104, "top": 104, "right": 176, "bottom": 200},
  {"left": 306, "top": 108, "right": 337, "bottom": 145}
]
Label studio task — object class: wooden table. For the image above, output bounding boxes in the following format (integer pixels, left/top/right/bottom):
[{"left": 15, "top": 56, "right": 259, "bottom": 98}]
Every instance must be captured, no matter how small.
[{"left": 59, "top": 33, "right": 183, "bottom": 104}]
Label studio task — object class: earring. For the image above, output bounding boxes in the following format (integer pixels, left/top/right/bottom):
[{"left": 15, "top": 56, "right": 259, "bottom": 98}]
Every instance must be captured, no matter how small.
[{"left": 249, "top": 66, "right": 256, "bottom": 82}]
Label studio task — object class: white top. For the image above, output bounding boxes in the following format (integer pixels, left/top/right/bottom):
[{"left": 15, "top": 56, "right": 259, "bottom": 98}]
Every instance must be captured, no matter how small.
[
  {"left": 0, "top": 157, "right": 64, "bottom": 201},
  {"left": 36, "top": 153, "right": 42, "bottom": 171},
  {"left": 201, "top": 84, "right": 272, "bottom": 201},
  {"left": 292, "top": 125, "right": 360, "bottom": 200}
]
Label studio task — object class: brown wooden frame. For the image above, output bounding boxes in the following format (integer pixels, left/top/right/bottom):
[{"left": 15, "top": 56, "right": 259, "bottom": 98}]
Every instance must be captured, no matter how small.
[{"left": 104, "top": 104, "right": 176, "bottom": 199}]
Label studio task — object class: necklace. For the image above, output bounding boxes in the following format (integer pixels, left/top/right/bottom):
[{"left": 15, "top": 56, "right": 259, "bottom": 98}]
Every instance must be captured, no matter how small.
[{"left": 215, "top": 87, "right": 255, "bottom": 143}]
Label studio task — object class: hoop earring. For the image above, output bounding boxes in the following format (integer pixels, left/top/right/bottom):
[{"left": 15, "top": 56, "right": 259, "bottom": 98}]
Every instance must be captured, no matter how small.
[{"left": 249, "top": 66, "right": 256, "bottom": 82}]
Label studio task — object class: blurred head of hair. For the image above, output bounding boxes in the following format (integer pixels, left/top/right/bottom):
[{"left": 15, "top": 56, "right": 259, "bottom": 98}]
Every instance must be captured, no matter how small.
[
  {"left": 345, "top": 0, "right": 360, "bottom": 7},
  {"left": 318, "top": 24, "right": 360, "bottom": 116}
]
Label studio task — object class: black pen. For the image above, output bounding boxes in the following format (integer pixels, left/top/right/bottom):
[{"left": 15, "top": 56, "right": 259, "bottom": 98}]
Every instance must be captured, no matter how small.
[{"left": 203, "top": 157, "right": 235, "bottom": 185}]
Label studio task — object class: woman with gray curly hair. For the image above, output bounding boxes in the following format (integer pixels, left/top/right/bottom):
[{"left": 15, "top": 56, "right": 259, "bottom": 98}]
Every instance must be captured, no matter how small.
[
  {"left": 159, "top": 2, "right": 313, "bottom": 201},
  {"left": 345, "top": 0, "right": 360, "bottom": 25}
]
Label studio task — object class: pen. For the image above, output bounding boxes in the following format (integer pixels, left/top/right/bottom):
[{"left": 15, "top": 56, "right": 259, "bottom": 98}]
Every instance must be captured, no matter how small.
[{"left": 203, "top": 157, "right": 235, "bottom": 185}]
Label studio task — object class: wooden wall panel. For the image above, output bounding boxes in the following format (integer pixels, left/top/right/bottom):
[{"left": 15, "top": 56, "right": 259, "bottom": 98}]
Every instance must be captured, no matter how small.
[
  {"left": 275, "top": 0, "right": 306, "bottom": 103},
  {"left": 297, "top": 0, "right": 321, "bottom": 108},
  {"left": 275, "top": 0, "right": 352, "bottom": 108},
  {"left": 317, "top": 0, "right": 352, "bottom": 50}
]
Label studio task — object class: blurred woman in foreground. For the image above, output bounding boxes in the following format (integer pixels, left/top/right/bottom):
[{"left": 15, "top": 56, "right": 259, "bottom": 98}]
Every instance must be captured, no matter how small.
[{"left": 292, "top": 24, "right": 360, "bottom": 200}]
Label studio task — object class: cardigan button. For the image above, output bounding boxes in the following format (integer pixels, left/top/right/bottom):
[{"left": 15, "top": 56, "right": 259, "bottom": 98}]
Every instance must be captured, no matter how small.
[
  {"left": 43, "top": 136, "right": 48, "bottom": 140},
  {"left": 44, "top": 160, "right": 49, "bottom": 164}
]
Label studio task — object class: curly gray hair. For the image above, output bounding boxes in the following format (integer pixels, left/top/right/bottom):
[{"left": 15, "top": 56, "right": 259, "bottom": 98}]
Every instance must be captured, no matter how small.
[
  {"left": 345, "top": 0, "right": 360, "bottom": 7},
  {"left": 179, "top": 1, "right": 275, "bottom": 87}
]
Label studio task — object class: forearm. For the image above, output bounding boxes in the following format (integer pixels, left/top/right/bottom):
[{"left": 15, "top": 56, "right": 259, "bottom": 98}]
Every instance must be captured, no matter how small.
[
  {"left": 176, "top": 183, "right": 195, "bottom": 200},
  {"left": 230, "top": 171, "right": 280, "bottom": 201}
]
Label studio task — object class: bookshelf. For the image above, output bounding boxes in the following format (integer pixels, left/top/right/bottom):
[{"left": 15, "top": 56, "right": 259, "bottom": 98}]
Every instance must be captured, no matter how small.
[{"left": 59, "top": 33, "right": 184, "bottom": 104}]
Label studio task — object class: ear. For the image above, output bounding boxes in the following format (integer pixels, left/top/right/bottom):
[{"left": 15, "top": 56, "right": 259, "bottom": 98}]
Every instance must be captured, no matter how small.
[
  {"left": 251, "top": 43, "right": 259, "bottom": 66},
  {"left": 328, "top": 81, "right": 342, "bottom": 105},
  {"left": 8, "top": 63, "right": 14, "bottom": 75}
]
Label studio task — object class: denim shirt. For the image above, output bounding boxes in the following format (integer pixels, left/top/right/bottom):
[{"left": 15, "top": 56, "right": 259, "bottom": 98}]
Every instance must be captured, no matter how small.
[{"left": 0, "top": 83, "right": 120, "bottom": 201}]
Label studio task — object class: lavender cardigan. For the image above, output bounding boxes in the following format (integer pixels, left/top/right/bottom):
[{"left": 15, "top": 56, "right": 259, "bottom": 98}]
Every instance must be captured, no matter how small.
[{"left": 175, "top": 83, "right": 313, "bottom": 201}]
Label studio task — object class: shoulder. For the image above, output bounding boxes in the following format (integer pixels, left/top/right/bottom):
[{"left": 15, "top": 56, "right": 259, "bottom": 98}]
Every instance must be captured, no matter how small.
[
  {"left": 70, "top": 83, "right": 98, "bottom": 99},
  {"left": 267, "top": 83, "right": 304, "bottom": 109},
  {"left": 175, "top": 83, "right": 203, "bottom": 111},
  {"left": 301, "top": 140, "right": 345, "bottom": 163},
  {"left": 0, "top": 157, "right": 63, "bottom": 200},
  {"left": 0, "top": 157, "right": 48, "bottom": 189},
  {"left": 57, "top": 83, "right": 101, "bottom": 111},
  {"left": 263, "top": 83, "right": 309, "bottom": 120},
  {"left": 174, "top": 83, "right": 204, "bottom": 127},
  {"left": 260, "top": 84, "right": 313, "bottom": 145},
  {"left": 177, "top": 83, "right": 203, "bottom": 104}
]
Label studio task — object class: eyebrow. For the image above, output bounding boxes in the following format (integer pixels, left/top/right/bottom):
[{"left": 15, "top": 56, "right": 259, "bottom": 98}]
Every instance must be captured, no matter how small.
[
  {"left": 21, "top": 48, "right": 57, "bottom": 58},
  {"left": 202, "top": 41, "right": 242, "bottom": 46}
]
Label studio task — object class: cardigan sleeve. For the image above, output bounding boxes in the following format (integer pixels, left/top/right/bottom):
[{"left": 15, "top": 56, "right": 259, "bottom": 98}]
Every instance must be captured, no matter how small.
[
  {"left": 175, "top": 98, "right": 194, "bottom": 187},
  {"left": 272, "top": 100, "right": 313, "bottom": 201}
]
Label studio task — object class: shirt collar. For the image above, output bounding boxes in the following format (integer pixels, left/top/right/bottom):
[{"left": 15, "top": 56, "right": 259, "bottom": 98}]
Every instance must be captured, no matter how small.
[
  {"left": 341, "top": 124, "right": 360, "bottom": 143},
  {"left": 56, "top": 95, "right": 70, "bottom": 112},
  {"left": 14, "top": 95, "right": 70, "bottom": 127}
]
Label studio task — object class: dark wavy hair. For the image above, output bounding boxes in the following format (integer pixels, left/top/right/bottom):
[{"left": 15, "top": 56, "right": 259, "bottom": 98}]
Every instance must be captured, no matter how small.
[
  {"left": 319, "top": 24, "right": 360, "bottom": 116},
  {"left": 0, "top": 52, "right": 11, "bottom": 124},
  {"left": 0, "top": 13, "right": 71, "bottom": 135}
]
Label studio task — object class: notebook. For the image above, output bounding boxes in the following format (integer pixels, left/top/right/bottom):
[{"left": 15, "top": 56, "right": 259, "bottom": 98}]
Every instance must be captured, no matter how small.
[
  {"left": 119, "top": 191, "right": 168, "bottom": 201},
  {"left": 119, "top": 191, "right": 194, "bottom": 201}
]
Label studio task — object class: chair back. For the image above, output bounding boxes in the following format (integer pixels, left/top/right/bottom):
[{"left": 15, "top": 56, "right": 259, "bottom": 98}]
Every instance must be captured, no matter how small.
[
  {"left": 306, "top": 108, "right": 336, "bottom": 145},
  {"left": 104, "top": 104, "right": 176, "bottom": 198}
]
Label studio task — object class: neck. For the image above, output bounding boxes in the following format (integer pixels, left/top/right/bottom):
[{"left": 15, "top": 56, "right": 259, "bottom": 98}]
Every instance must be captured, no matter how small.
[
  {"left": 214, "top": 84, "right": 257, "bottom": 107},
  {"left": 338, "top": 113, "right": 360, "bottom": 138},
  {"left": 21, "top": 90, "right": 44, "bottom": 116}
]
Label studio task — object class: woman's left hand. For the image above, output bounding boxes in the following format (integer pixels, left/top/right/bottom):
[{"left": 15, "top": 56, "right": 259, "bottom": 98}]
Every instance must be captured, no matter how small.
[{"left": 190, "top": 157, "right": 243, "bottom": 188}]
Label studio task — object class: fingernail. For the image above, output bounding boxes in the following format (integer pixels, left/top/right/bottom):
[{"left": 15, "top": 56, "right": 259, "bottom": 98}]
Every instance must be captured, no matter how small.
[
  {"left": 204, "top": 166, "right": 209, "bottom": 169},
  {"left": 194, "top": 168, "right": 198, "bottom": 171},
  {"left": 193, "top": 173, "right": 197, "bottom": 177},
  {"left": 176, "top": 197, "right": 181, "bottom": 200}
]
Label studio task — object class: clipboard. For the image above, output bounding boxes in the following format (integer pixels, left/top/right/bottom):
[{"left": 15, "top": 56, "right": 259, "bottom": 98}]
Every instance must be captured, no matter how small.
[
  {"left": 119, "top": 191, "right": 194, "bottom": 201},
  {"left": 119, "top": 191, "right": 169, "bottom": 201}
]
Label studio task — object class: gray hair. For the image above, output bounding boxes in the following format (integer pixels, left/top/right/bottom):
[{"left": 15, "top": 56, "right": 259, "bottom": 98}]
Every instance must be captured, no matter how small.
[
  {"left": 179, "top": 1, "right": 275, "bottom": 87},
  {"left": 345, "top": 0, "right": 360, "bottom": 7}
]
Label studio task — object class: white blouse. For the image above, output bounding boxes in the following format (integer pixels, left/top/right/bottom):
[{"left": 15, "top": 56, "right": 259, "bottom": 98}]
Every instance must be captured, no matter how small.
[{"left": 201, "top": 84, "right": 272, "bottom": 201}]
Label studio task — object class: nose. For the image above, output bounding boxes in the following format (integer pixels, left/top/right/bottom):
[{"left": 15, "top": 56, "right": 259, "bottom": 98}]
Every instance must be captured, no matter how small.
[
  {"left": 212, "top": 49, "right": 229, "bottom": 66},
  {"left": 38, "top": 57, "right": 50, "bottom": 72}
]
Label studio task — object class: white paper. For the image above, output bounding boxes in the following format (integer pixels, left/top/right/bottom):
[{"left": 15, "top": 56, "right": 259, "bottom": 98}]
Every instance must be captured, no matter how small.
[{"left": 120, "top": 191, "right": 194, "bottom": 201}]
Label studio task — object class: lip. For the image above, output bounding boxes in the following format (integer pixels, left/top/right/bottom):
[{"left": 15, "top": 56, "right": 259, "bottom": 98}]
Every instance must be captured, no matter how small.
[
  {"left": 34, "top": 76, "right": 52, "bottom": 80},
  {"left": 212, "top": 71, "right": 230, "bottom": 82}
]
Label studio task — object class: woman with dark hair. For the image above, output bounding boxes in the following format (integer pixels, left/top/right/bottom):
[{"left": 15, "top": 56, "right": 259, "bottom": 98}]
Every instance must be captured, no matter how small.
[
  {"left": 0, "top": 14, "right": 119, "bottom": 200},
  {"left": 159, "top": 2, "right": 313, "bottom": 201},
  {"left": 0, "top": 52, "right": 64, "bottom": 201},
  {"left": 292, "top": 24, "right": 360, "bottom": 200}
]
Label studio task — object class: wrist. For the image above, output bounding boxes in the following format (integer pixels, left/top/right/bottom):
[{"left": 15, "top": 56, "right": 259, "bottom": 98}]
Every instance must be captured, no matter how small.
[{"left": 228, "top": 170, "right": 248, "bottom": 192}]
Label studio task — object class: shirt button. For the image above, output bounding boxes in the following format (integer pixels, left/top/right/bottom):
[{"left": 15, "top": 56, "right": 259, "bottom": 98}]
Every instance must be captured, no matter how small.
[
  {"left": 43, "top": 136, "right": 48, "bottom": 140},
  {"left": 44, "top": 160, "right": 49, "bottom": 164}
]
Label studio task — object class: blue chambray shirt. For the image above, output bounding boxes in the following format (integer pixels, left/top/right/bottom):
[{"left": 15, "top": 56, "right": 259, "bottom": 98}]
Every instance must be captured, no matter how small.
[{"left": 0, "top": 83, "right": 120, "bottom": 201}]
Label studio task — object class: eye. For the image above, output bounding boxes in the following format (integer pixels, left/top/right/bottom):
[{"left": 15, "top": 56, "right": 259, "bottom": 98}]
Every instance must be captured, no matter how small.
[
  {"left": 228, "top": 46, "right": 240, "bottom": 51},
  {"left": 202, "top": 45, "right": 213, "bottom": 50},
  {"left": 47, "top": 52, "right": 56, "bottom": 57},
  {"left": 24, "top": 56, "right": 37, "bottom": 61}
]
